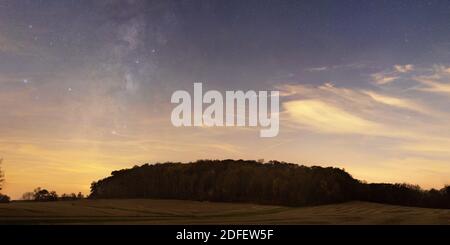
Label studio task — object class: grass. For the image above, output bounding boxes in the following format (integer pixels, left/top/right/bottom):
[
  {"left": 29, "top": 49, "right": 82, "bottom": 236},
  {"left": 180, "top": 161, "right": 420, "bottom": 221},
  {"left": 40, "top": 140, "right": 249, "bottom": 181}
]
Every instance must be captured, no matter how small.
[{"left": 1, "top": 199, "right": 450, "bottom": 224}]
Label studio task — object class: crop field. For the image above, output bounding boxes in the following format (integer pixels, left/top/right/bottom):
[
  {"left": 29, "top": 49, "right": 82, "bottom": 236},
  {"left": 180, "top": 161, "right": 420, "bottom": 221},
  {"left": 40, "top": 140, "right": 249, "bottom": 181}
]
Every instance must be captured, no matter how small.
[{"left": 1, "top": 199, "right": 450, "bottom": 224}]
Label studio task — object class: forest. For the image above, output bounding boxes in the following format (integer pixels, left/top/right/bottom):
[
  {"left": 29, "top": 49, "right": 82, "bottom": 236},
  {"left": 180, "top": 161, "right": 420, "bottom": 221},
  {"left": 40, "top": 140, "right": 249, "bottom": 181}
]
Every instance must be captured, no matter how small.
[{"left": 90, "top": 159, "right": 450, "bottom": 208}]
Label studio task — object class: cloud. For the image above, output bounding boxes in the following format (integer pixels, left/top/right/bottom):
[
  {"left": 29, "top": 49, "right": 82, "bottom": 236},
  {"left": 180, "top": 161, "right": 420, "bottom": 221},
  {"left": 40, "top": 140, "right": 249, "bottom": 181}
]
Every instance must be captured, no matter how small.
[
  {"left": 363, "top": 91, "right": 414, "bottom": 108},
  {"left": 284, "top": 99, "right": 380, "bottom": 134},
  {"left": 415, "top": 78, "right": 450, "bottom": 93},
  {"left": 278, "top": 82, "right": 420, "bottom": 114},
  {"left": 394, "top": 64, "right": 414, "bottom": 73},
  {"left": 371, "top": 73, "right": 399, "bottom": 85},
  {"left": 277, "top": 82, "right": 447, "bottom": 140},
  {"left": 305, "top": 63, "right": 367, "bottom": 73},
  {"left": 371, "top": 64, "right": 415, "bottom": 85},
  {"left": 306, "top": 66, "right": 328, "bottom": 72},
  {"left": 362, "top": 90, "right": 433, "bottom": 115},
  {"left": 414, "top": 65, "right": 450, "bottom": 94}
]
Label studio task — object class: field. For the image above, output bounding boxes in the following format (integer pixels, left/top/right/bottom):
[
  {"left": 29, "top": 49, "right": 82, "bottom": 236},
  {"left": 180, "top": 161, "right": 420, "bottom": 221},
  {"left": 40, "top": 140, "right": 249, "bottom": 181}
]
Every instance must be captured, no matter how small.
[{"left": 1, "top": 199, "right": 450, "bottom": 224}]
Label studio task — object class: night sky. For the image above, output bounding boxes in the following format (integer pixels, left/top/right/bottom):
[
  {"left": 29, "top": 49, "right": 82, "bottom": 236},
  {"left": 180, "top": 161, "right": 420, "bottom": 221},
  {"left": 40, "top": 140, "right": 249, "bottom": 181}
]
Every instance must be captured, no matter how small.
[{"left": 1, "top": 0, "right": 450, "bottom": 199}]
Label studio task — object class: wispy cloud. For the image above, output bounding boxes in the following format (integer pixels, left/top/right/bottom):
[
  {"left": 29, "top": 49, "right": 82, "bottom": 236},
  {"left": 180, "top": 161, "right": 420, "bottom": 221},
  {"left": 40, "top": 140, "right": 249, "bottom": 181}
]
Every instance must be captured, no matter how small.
[
  {"left": 284, "top": 99, "right": 380, "bottom": 134},
  {"left": 362, "top": 90, "right": 434, "bottom": 116},
  {"left": 371, "top": 64, "right": 415, "bottom": 85},
  {"left": 371, "top": 73, "right": 399, "bottom": 85},
  {"left": 277, "top": 81, "right": 449, "bottom": 140},
  {"left": 305, "top": 63, "right": 367, "bottom": 73},
  {"left": 394, "top": 64, "right": 414, "bottom": 73},
  {"left": 306, "top": 66, "right": 328, "bottom": 72},
  {"left": 414, "top": 65, "right": 450, "bottom": 94}
]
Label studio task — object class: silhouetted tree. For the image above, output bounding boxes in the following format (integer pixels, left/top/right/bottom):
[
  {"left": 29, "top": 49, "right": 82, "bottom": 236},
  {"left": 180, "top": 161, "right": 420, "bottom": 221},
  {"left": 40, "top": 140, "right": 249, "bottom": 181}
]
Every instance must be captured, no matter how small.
[
  {"left": 59, "top": 192, "right": 84, "bottom": 201},
  {"left": 0, "top": 158, "right": 10, "bottom": 203},
  {"left": 0, "top": 194, "right": 9, "bottom": 203},
  {"left": 22, "top": 189, "right": 84, "bottom": 202},
  {"left": 32, "top": 187, "right": 58, "bottom": 202},
  {"left": 77, "top": 192, "right": 84, "bottom": 199},
  {"left": 60, "top": 193, "right": 75, "bottom": 201}
]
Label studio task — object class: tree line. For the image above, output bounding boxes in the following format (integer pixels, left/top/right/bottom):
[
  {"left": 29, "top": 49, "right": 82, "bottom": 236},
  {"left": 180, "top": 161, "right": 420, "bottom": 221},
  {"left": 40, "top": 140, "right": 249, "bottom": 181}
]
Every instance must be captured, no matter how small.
[
  {"left": 89, "top": 159, "right": 450, "bottom": 209},
  {"left": 21, "top": 187, "right": 85, "bottom": 202}
]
